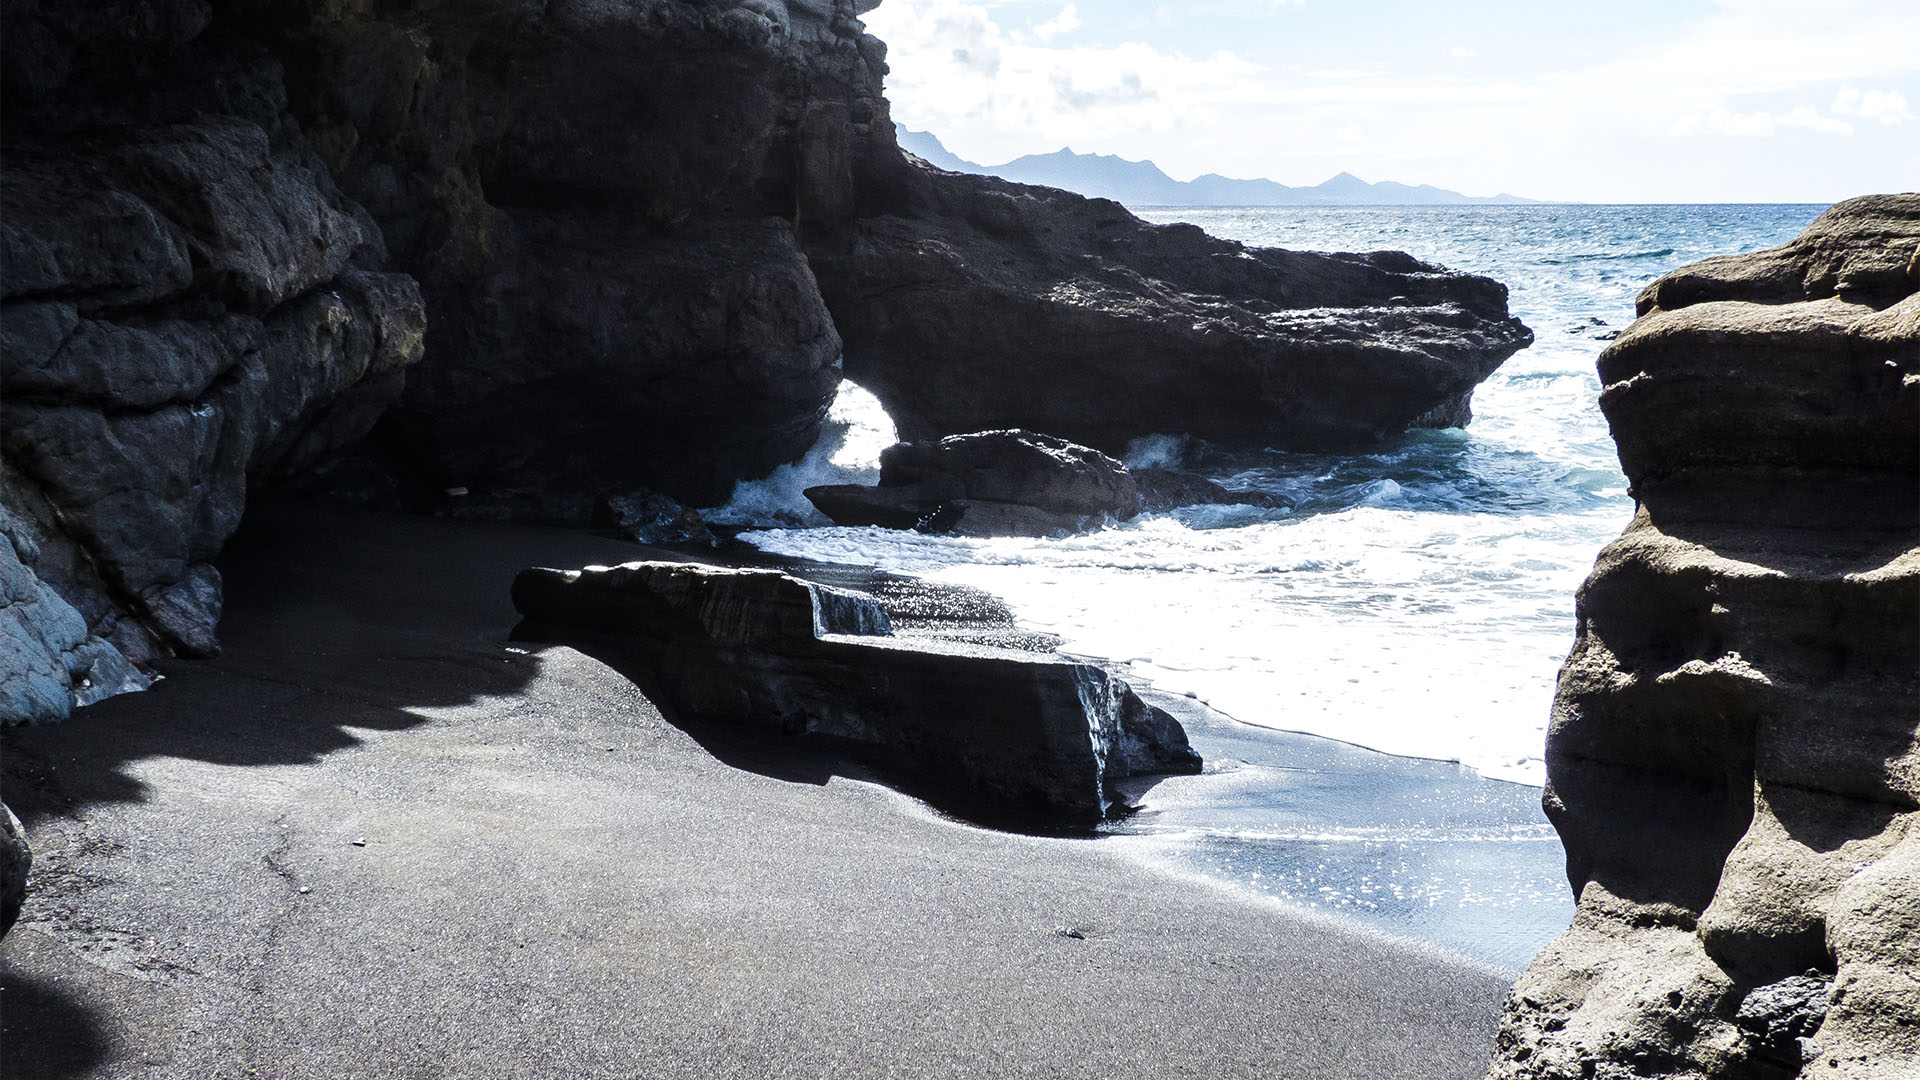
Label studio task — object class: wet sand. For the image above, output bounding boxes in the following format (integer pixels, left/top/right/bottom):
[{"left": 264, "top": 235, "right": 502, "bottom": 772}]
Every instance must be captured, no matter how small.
[{"left": 2, "top": 498, "right": 1509, "bottom": 1079}]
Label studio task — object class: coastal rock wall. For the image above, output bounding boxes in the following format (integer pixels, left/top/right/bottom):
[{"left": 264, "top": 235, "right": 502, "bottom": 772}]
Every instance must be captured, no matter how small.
[
  {"left": 1490, "top": 195, "right": 1920, "bottom": 1080},
  {"left": 2, "top": 0, "right": 1530, "bottom": 717},
  {"left": 227, "top": 0, "right": 866, "bottom": 511},
  {"left": 0, "top": 1, "right": 425, "bottom": 720}
]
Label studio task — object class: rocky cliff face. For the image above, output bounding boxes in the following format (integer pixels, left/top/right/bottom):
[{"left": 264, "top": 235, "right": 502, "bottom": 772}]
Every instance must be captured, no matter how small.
[
  {"left": 1, "top": 1, "right": 426, "bottom": 721},
  {"left": 2, "top": 0, "right": 1529, "bottom": 721},
  {"left": 225, "top": 0, "right": 871, "bottom": 512},
  {"left": 1490, "top": 195, "right": 1919, "bottom": 1080},
  {"left": 810, "top": 162, "right": 1533, "bottom": 451}
]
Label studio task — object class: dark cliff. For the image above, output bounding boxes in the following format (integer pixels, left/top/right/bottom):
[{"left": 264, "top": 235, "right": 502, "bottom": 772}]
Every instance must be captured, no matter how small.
[
  {"left": 1, "top": 0, "right": 1529, "bottom": 722},
  {"left": 1490, "top": 195, "right": 1919, "bottom": 1080}
]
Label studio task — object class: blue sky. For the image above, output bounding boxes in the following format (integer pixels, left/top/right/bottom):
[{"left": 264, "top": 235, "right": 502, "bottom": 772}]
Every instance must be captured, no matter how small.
[{"left": 862, "top": 0, "right": 1920, "bottom": 202}]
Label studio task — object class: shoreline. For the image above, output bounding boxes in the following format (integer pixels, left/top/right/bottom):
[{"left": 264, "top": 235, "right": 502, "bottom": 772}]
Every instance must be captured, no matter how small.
[
  {"left": 2, "top": 497, "right": 1512, "bottom": 1078},
  {"left": 717, "top": 527, "right": 1572, "bottom": 973}
]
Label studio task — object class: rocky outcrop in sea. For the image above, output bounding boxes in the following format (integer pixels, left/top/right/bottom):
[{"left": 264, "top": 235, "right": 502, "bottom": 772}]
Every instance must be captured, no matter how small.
[
  {"left": 806, "top": 428, "right": 1274, "bottom": 536},
  {"left": 811, "top": 162, "right": 1534, "bottom": 452},
  {"left": 1489, "top": 195, "right": 1919, "bottom": 1080},
  {"left": 0, "top": 2, "right": 1528, "bottom": 724}
]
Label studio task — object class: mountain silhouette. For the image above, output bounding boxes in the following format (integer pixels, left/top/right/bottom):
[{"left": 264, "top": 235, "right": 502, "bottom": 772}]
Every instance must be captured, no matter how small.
[{"left": 896, "top": 127, "right": 1538, "bottom": 208}]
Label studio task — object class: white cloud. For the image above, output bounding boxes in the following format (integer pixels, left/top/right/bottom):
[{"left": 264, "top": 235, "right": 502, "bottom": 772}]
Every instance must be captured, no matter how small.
[
  {"left": 1025, "top": 4, "right": 1080, "bottom": 42},
  {"left": 1670, "top": 105, "right": 1854, "bottom": 137},
  {"left": 1832, "top": 86, "right": 1914, "bottom": 124},
  {"left": 865, "top": 0, "right": 1920, "bottom": 200},
  {"left": 865, "top": 1, "right": 1265, "bottom": 165}
]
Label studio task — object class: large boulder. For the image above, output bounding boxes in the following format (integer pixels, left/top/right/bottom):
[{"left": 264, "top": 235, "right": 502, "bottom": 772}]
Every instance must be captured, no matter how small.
[
  {"left": 511, "top": 560, "right": 1201, "bottom": 830},
  {"left": 1489, "top": 195, "right": 1920, "bottom": 1080},
  {"left": 805, "top": 429, "right": 1280, "bottom": 536},
  {"left": 806, "top": 429, "right": 1140, "bottom": 536},
  {"left": 0, "top": 9, "right": 425, "bottom": 719}
]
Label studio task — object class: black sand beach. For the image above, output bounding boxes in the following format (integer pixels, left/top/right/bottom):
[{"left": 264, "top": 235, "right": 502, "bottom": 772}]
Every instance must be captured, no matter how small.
[{"left": 2, "top": 499, "right": 1509, "bottom": 1079}]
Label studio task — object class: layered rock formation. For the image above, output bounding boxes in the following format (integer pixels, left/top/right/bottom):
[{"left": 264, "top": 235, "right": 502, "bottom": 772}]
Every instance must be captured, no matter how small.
[
  {"left": 512, "top": 561, "right": 1201, "bottom": 830},
  {"left": 1490, "top": 195, "right": 1919, "bottom": 1079}
]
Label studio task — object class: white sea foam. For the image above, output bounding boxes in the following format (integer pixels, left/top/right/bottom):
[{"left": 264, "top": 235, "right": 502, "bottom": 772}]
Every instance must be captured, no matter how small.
[
  {"left": 703, "top": 379, "right": 897, "bottom": 527},
  {"left": 742, "top": 499, "right": 1625, "bottom": 785}
]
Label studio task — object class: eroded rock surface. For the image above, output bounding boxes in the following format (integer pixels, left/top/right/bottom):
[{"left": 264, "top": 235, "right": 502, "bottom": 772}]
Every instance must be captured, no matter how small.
[
  {"left": 1, "top": 0, "right": 1528, "bottom": 714},
  {"left": 807, "top": 429, "right": 1139, "bottom": 536},
  {"left": 808, "top": 156, "right": 1534, "bottom": 452},
  {"left": 807, "top": 429, "right": 1285, "bottom": 536},
  {"left": 511, "top": 560, "right": 1201, "bottom": 830},
  {"left": 1489, "top": 195, "right": 1920, "bottom": 1080},
  {"left": 230, "top": 0, "right": 866, "bottom": 509},
  {"left": 0, "top": 3, "right": 425, "bottom": 720}
]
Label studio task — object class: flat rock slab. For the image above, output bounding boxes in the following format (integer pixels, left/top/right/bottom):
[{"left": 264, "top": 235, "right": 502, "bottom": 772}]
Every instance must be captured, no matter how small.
[
  {"left": 0, "top": 498, "right": 1510, "bottom": 1080},
  {"left": 510, "top": 559, "right": 1199, "bottom": 830}
]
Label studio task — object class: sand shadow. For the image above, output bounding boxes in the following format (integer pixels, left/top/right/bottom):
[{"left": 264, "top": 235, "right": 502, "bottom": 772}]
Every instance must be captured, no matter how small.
[
  {"left": 0, "top": 963, "right": 111, "bottom": 1080},
  {"left": 2, "top": 497, "right": 587, "bottom": 825}
]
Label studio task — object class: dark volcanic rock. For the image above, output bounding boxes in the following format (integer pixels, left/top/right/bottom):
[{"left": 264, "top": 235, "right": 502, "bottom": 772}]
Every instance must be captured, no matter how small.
[
  {"left": 807, "top": 429, "right": 1139, "bottom": 536},
  {"left": 0, "top": 12, "right": 425, "bottom": 719},
  {"left": 1489, "top": 195, "right": 1920, "bottom": 1080},
  {"left": 244, "top": 0, "right": 1528, "bottom": 501},
  {"left": 0, "top": 0, "right": 1531, "bottom": 716},
  {"left": 0, "top": 802, "right": 28, "bottom": 940},
  {"left": 807, "top": 151, "right": 1534, "bottom": 453},
  {"left": 511, "top": 560, "right": 1200, "bottom": 830},
  {"left": 596, "top": 491, "right": 717, "bottom": 548},
  {"left": 228, "top": 0, "right": 856, "bottom": 508},
  {"left": 807, "top": 431, "right": 1281, "bottom": 535}
]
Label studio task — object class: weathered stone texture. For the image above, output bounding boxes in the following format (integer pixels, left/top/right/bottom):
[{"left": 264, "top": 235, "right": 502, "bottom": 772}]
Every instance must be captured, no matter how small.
[
  {"left": 1490, "top": 195, "right": 1920, "bottom": 1080},
  {"left": 0, "top": 2, "right": 424, "bottom": 719},
  {"left": 511, "top": 560, "right": 1201, "bottom": 830}
]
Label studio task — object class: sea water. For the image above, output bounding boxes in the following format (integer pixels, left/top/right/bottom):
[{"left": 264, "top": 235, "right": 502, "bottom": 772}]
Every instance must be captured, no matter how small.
[{"left": 711, "top": 203, "right": 1827, "bottom": 967}]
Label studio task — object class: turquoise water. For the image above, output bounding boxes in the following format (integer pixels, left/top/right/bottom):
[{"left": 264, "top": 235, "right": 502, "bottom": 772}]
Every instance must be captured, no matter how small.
[{"left": 718, "top": 203, "right": 1828, "bottom": 967}]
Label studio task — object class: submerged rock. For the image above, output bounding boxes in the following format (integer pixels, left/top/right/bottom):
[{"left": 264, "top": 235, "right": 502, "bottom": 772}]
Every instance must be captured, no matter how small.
[
  {"left": 1489, "top": 195, "right": 1920, "bottom": 1080},
  {"left": 1132, "top": 468, "right": 1284, "bottom": 514},
  {"left": 511, "top": 560, "right": 1201, "bottom": 830}
]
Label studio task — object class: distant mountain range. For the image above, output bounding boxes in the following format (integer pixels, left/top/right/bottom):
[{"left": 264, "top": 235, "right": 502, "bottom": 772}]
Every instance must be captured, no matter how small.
[{"left": 896, "top": 126, "right": 1539, "bottom": 208}]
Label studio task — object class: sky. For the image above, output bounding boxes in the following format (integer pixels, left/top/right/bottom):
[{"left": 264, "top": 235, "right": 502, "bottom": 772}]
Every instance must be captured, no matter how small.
[{"left": 860, "top": 0, "right": 1920, "bottom": 202}]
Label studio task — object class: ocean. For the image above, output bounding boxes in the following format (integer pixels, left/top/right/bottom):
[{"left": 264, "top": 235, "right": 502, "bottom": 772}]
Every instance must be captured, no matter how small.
[{"left": 706, "top": 203, "right": 1828, "bottom": 969}]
